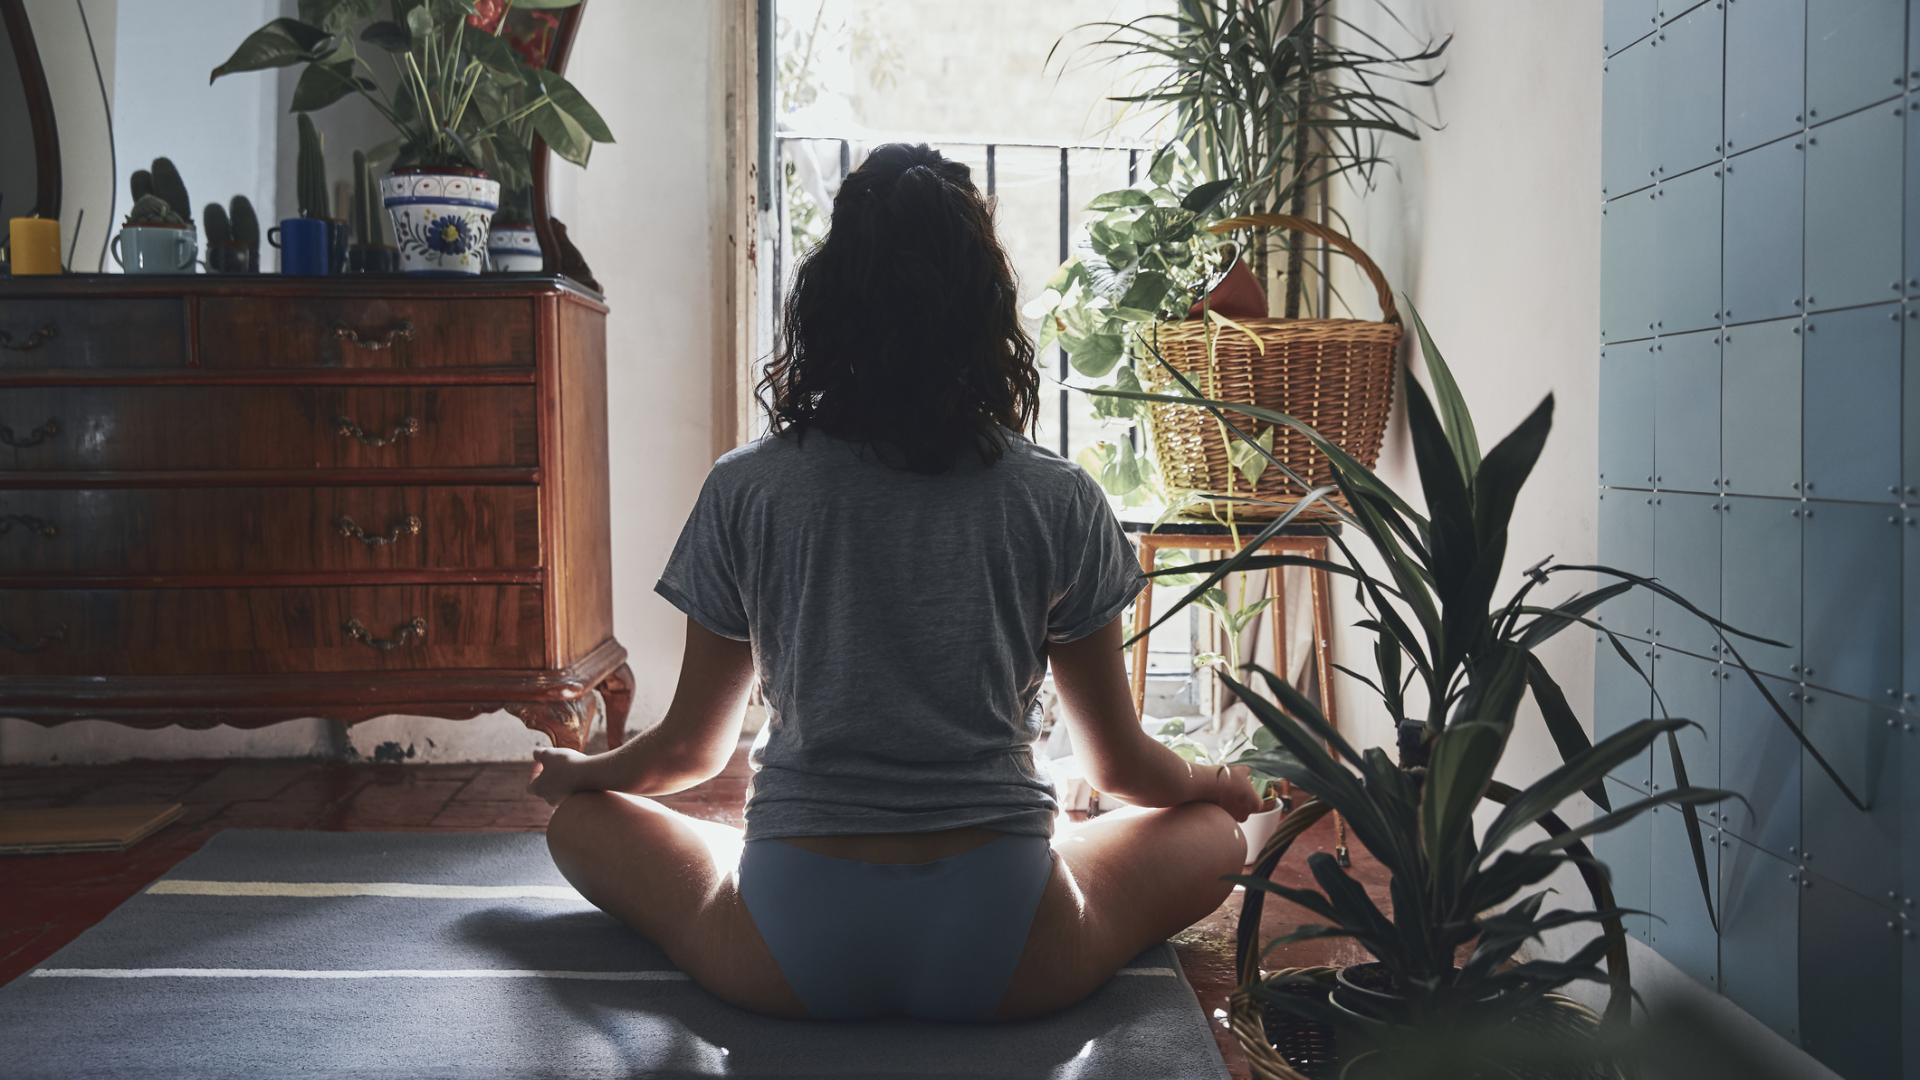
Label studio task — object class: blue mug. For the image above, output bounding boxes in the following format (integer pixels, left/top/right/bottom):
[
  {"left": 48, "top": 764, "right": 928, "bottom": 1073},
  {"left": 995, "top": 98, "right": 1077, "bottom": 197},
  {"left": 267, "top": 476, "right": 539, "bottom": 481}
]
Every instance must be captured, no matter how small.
[{"left": 269, "top": 217, "right": 331, "bottom": 276}]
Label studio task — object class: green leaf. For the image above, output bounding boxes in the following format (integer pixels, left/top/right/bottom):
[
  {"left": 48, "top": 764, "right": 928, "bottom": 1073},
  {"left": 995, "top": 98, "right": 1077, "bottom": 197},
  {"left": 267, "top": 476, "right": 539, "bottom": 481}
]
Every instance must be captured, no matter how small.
[
  {"left": 360, "top": 20, "right": 411, "bottom": 51},
  {"left": 1179, "top": 177, "right": 1234, "bottom": 214},
  {"left": 290, "top": 60, "right": 369, "bottom": 112},
  {"left": 1067, "top": 333, "right": 1125, "bottom": 378},
  {"left": 1226, "top": 427, "right": 1273, "bottom": 487},
  {"left": 1405, "top": 299, "right": 1480, "bottom": 481},
  {"left": 1148, "top": 145, "right": 1176, "bottom": 186},
  {"left": 210, "top": 19, "right": 334, "bottom": 82},
  {"left": 1421, "top": 719, "right": 1504, "bottom": 882},
  {"left": 1480, "top": 717, "right": 1694, "bottom": 858},
  {"left": 300, "top": 0, "right": 379, "bottom": 32},
  {"left": 1472, "top": 395, "right": 1554, "bottom": 547},
  {"left": 1115, "top": 269, "right": 1173, "bottom": 319},
  {"left": 1088, "top": 188, "right": 1154, "bottom": 210},
  {"left": 531, "top": 67, "right": 613, "bottom": 143},
  {"left": 1522, "top": 655, "right": 1605, "bottom": 811},
  {"left": 530, "top": 96, "right": 594, "bottom": 166}
]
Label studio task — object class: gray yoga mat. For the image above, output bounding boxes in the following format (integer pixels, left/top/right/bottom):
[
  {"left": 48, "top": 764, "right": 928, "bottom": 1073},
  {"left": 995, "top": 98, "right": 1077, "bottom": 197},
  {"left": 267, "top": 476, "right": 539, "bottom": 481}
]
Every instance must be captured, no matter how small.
[{"left": 0, "top": 830, "right": 1229, "bottom": 1079}]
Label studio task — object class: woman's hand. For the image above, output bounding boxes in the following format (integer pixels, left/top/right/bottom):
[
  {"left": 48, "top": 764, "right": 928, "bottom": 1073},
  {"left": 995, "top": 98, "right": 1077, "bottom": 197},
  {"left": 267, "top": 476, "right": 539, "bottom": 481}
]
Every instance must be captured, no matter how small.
[
  {"left": 1207, "top": 763, "right": 1279, "bottom": 822},
  {"left": 527, "top": 747, "right": 596, "bottom": 807}
]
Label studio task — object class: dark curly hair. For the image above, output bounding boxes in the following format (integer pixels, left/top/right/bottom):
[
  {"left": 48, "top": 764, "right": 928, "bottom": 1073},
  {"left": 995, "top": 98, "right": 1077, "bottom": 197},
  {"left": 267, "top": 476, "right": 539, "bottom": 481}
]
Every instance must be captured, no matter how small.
[{"left": 758, "top": 143, "right": 1040, "bottom": 473}]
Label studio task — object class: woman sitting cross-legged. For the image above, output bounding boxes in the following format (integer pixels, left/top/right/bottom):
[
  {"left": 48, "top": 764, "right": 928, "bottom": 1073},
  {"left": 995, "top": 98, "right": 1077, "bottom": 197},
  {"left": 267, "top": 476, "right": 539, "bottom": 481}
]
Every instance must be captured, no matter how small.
[{"left": 528, "top": 142, "right": 1271, "bottom": 1023}]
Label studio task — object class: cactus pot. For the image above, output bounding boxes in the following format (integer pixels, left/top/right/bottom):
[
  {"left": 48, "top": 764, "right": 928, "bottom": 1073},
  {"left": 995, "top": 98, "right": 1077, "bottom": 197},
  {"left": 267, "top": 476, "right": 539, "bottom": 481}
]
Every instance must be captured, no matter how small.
[
  {"left": 486, "top": 224, "right": 542, "bottom": 272},
  {"left": 379, "top": 167, "right": 500, "bottom": 275}
]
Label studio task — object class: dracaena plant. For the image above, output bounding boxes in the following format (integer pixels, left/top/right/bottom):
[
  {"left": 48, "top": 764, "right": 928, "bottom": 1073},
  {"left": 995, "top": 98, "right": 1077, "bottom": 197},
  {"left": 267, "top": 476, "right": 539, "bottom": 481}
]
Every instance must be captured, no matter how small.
[
  {"left": 211, "top": 0, "right": 612, "bottom": 193},
  {"left": 1081, "top": 310, "right": 1868, "bottom": 1062}
]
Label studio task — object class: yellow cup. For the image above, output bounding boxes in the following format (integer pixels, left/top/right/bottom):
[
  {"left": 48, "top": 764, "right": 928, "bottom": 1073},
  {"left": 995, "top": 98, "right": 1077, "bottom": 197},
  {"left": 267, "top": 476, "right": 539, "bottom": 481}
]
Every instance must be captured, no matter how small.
[{"left": 8, "top": 217, "right": 62, "bottom": 275}]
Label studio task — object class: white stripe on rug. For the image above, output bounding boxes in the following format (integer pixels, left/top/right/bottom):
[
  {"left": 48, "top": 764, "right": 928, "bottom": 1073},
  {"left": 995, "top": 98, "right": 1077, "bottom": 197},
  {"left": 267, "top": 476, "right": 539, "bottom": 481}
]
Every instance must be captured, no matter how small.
[
  {"left": 148, "top": 880, "right": 583, "bottom": 900},
  {"left": 32, "top": 966, "right": 1179, "bottom": 980}
]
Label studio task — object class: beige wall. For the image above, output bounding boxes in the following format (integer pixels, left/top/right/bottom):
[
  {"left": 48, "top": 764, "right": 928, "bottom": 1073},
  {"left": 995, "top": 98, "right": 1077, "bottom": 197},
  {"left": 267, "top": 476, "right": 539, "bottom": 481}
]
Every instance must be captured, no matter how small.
[
  {"left": 0, "top": 0, "right": 726, "bottom": 764},
  {"left": 1327, "top": 0, "right": 1601, "bottom": 787}
]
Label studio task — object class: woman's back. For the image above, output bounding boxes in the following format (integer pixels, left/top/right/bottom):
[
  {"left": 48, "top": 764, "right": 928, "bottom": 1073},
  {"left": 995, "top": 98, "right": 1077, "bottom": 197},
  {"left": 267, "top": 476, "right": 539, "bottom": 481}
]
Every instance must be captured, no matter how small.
[{"left": 656, "top": 426, "right": 1144, "bottom": 842}]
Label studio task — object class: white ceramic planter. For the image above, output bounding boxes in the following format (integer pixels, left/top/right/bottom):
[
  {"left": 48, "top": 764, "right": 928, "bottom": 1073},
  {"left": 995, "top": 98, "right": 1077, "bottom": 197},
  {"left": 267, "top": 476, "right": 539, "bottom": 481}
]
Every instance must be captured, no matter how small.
[
  {"left": 379, "top": 169, "right": 501, "bottom": 275},
  {"left": 487, "top": 225, "right": 542, "bottom": 272},
  {"left": 1241, "top": 803, "right": 1288, "bottom": 863}
]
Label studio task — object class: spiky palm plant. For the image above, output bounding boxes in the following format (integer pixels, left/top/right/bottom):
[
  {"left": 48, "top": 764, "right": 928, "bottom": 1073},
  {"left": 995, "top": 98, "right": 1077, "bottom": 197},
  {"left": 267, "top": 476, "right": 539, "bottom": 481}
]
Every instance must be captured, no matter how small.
[
  {"left": 1058, "top": 0, "right": 1445, "bottom": 317},
  {"left": 1083, "top": 306, "right": 1866, "bottom": 1073}
]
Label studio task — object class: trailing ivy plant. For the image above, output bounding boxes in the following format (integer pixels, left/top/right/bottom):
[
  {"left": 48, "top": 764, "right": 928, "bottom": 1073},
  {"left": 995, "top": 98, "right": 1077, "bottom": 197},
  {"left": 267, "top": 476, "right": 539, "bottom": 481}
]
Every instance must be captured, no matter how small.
[
  {"left": 1079, "top": 309, "right": 1867, "bottom": 1064},
  {"left": 1027, "top": 144, "right": 1235, "bottom": 509}
]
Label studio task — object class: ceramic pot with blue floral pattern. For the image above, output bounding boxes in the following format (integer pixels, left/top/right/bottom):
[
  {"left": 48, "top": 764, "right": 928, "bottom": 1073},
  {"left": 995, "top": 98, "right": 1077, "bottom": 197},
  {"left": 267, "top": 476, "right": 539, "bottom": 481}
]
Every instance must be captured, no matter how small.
[
  {"left": 486, "top": 225, "right": 543, "bottom": 272},
  {"left": 379, "top": 167, "right": 501, "bottom": 275}
]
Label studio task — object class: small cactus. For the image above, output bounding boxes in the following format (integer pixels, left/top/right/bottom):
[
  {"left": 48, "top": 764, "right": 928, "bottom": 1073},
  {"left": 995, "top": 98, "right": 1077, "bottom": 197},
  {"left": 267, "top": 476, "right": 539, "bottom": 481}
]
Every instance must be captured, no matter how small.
[
  {"left": 351, "top": 149, "right": 370, "bottom": 244},
  {"left": 149, "top": 157, "right": 192, "bottom": 223},
  {"left": 296, "top": 114, "right": 329, "bottom": 219},
  {"left": 228, "top": 195, "right": 260, "bottom": 250},
  {"left": 129, "top": 169, "right": 153, "bottom": 203},
  {"left": 124, "top": 193, "right": 187, "bottom": 227},
  {"left": 203, "top": 203, "right": 231, "bottom": 248}
]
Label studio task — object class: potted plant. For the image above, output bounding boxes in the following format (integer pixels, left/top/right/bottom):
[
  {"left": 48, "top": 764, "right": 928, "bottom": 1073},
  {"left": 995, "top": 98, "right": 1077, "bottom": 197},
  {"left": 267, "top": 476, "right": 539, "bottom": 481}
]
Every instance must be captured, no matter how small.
[
  {"left": 211, "top": 0, "right": 612, "bottom": 276},
  {"left": 294, "top": 113, "right": 349, "bottom": 273},
  {"left": 113, "top": 159, "right": 197, "bottom": 274},
  {"left": 1089, "top": 319, "right": 1870, "bottom": 1077},
  {"left": 349, "top": 150, "right": 399, "bottom": 272}
]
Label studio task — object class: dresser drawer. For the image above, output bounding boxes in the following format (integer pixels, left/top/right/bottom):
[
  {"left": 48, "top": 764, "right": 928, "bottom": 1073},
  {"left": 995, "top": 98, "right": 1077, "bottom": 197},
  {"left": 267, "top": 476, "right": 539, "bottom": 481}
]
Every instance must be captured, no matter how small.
[
  {"left": 0, "top": 299, "right": 187, "bottom": 369},
  {"left": 0, "top": 386, "right": 536, "bottom": 472},
  {"left": 0, "top": 486, "right": 539, "bottom": 575},
  {"left": 198, "top": 297, "right": 534, "bottom": 369},
  {"left": 0, "top": 585, "right": 545, "bottom": 674}
]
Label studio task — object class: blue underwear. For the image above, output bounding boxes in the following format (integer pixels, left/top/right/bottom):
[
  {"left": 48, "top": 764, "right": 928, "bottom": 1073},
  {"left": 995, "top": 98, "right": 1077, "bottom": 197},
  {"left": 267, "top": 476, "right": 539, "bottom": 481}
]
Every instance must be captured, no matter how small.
[{"left": 737, "top": 833, "right": 1055, "bottom": 1021}]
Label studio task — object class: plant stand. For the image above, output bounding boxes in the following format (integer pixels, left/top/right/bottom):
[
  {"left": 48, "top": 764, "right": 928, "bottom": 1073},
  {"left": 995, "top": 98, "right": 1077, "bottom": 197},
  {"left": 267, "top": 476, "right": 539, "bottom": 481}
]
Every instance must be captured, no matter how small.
[{"left": 1119, "top": 518, "right": 1347, "bottom": 863}]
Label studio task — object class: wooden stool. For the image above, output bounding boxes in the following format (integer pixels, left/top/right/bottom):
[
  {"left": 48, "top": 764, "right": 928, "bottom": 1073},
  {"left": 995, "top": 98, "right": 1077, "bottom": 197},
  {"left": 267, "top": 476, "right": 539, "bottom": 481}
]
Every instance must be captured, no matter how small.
[{"left": 1121, "top": 520, "right": 1348, "bottom": 865}]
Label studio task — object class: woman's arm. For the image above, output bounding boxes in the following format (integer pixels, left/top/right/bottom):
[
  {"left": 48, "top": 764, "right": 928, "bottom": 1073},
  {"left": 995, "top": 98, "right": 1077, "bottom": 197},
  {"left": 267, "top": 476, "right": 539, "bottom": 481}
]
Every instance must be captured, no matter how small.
[
  {"left": 1050, "top": 615, "right": 1273, "bottom": 820},
  {"left": 528, "top": 618, "right": 753, "bottom": 804}
]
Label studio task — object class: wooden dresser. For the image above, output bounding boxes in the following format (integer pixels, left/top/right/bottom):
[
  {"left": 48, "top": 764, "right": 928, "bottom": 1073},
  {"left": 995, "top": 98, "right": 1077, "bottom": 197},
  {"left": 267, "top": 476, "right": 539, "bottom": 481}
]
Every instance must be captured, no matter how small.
[{"left": 0, "top": 276, "right": 630, "bottom": 751}]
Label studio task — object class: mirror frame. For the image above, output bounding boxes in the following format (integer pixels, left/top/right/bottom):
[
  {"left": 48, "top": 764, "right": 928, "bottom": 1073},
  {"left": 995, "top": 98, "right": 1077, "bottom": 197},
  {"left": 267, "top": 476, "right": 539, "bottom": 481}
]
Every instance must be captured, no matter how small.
[
  {"left": 531, "top": 1, "right": 585, "bottom": 278},
  {"left": 1, "top": 0, "right": 60, "bottom": 220}
]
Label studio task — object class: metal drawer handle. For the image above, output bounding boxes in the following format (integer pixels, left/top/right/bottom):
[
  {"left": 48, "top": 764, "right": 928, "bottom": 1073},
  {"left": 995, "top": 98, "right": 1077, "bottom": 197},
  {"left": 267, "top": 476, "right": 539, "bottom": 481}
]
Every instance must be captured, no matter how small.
[
  {"left": 333, "top": 415, "right": 420, "bottom": 448},
  {"left": 0, "top": 418, "right": 59, "bottom": 449},
  {"left": 0, "top": 622, "right": 67, "bottom": 654},
  {"left": 333, "top": 320, "right": 415, "bottom": 351},
  {"left": 0, "top": 323, "right": 57, "bottom": 352},
  {"left": 343, "top": 616, "right": 427, "bottom": 652},
  {"left": 0, "top": 513, "right": 57, "bottom": 538},
  {"left": 336, "top": 513, "right": 421, "bottom": 547}
]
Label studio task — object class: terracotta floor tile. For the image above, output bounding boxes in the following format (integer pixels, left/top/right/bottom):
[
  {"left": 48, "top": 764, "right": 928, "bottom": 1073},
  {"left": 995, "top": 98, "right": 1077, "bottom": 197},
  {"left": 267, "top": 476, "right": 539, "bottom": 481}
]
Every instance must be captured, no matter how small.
[
  {"left": 453, "top": 765, "right": 539, "bottom": 804},
  {"left": 179, "top": 763, "right": 307, "bottom": 804},
  {"left": 429, "top": 800, "right": 555, "bottom": 830},
  {"left": 329, "top": 778, "right": 468, "bottom": 828}
]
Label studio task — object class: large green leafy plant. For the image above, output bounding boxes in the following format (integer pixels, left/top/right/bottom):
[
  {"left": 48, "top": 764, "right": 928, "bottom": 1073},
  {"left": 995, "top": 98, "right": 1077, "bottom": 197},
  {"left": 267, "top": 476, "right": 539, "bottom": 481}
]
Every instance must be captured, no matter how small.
[
  {"left": 211, "top": 0, "right": 612, "bottom": 191},
  {"left": 1086, "top": 315, "right": 1867, "bottom": 1069},
  {"left": 1060, "top": 0, "right": 1445, "bottom": 317}
]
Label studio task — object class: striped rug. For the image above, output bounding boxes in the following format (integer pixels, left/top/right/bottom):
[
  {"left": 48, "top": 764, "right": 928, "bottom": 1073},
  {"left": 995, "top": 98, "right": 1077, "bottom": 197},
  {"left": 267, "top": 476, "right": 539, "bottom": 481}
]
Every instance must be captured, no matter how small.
[{"left": 0, "top": 830, "right": 1229, "bottom": 1079}]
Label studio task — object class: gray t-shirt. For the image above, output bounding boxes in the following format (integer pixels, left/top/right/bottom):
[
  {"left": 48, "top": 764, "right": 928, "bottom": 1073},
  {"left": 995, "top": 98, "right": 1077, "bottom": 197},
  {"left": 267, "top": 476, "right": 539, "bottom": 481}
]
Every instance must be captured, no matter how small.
[{"left": 655, "top": 428, "right": 1147, "bottom": 840}]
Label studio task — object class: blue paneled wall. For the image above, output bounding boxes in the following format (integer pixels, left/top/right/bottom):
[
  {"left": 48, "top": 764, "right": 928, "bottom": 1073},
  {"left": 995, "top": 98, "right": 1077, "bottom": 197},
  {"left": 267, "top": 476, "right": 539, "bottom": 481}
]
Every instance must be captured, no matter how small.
[{"left": 1595, "top": 2, "right": 1917, "bottom": 1076}]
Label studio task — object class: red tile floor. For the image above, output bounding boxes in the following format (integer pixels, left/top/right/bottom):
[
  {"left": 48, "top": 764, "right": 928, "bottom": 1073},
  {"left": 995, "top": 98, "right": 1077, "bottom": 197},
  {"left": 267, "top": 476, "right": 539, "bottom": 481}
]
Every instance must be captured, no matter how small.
[{"left": 0, "top": 746, "right": 1380, "bottom": 1080}]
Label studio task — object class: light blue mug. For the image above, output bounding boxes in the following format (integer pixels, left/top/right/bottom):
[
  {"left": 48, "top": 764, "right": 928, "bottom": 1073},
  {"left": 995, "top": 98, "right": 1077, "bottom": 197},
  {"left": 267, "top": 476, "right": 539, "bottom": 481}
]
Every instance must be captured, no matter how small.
[{"left": 112, "top": 225, "right": 197, "bottom": 274}]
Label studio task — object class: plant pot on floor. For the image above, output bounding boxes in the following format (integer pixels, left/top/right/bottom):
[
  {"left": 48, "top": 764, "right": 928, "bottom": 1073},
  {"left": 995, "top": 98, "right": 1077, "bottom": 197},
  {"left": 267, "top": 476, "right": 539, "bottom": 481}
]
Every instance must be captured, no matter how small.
[{"left": 380, "top": 167, "right": 500, "bottom": 275}]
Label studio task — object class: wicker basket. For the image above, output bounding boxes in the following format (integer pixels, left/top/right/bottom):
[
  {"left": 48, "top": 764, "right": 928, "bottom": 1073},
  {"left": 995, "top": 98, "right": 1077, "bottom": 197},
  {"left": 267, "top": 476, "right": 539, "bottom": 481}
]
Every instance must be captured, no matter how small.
[{"left": 1142, "top": 214, "right": 1401, "bottom": 520}]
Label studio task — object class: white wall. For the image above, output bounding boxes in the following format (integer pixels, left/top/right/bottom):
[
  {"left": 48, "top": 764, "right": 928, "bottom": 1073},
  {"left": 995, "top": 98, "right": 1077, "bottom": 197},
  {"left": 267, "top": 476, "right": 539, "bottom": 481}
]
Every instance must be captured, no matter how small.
[
  {"left": 0, "top": 0, "right": 725, "bottom": 764},
  {"left": 1325, "top": 0, "right": 1604, "bottom": 790}
]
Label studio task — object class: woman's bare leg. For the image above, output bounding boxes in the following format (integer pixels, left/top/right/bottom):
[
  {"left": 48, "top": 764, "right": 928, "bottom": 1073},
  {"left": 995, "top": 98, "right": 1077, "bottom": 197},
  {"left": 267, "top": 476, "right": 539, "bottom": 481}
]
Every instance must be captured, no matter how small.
[
  {"left": 994, "top": 801, "right": 1245, "bottom": 1019},
  {"left": 545, "top": 790, "right": 807, "bottom": 1018}
]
